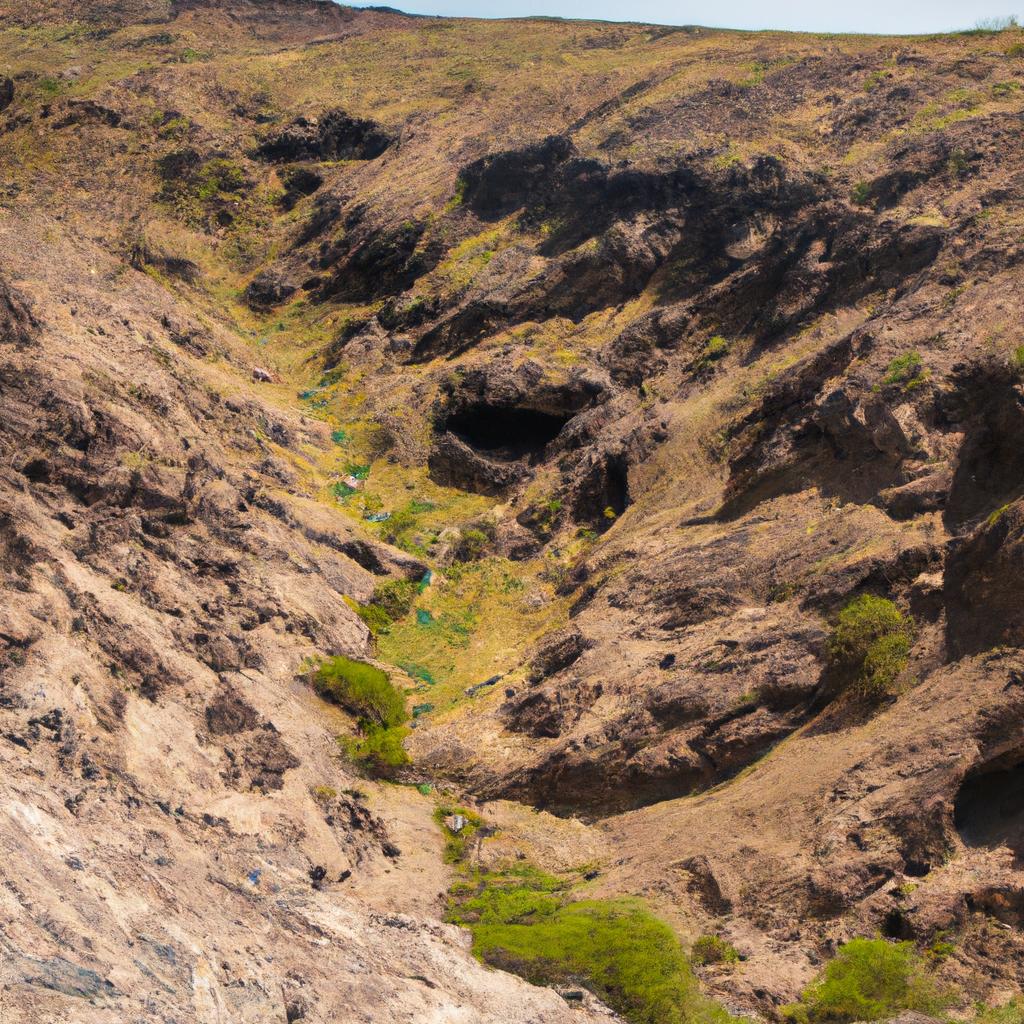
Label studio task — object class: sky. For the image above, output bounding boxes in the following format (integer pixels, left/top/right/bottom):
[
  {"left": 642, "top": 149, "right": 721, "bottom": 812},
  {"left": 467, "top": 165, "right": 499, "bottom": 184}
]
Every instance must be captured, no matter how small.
[{"left": 347, "top": 1, "right": 1020, "bottom": 35}]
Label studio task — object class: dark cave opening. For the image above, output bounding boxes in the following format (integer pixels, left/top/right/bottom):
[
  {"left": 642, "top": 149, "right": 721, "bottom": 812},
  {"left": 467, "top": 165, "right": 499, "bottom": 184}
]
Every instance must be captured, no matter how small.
[
  {"left": 954, "top": 759, "right": 1024, "bottom": 859},
  {"left": 446, "top": 404, "right": 571, "bottom": 462}
]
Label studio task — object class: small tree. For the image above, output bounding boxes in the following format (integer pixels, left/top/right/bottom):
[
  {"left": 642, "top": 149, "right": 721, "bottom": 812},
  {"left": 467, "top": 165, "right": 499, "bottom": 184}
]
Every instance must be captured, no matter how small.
[
  {"left": 828, "top": 595, "right": 914, "bottom": 702},
  {"left": 783, "top": 938, "right": 955, "bottom": 1024}
]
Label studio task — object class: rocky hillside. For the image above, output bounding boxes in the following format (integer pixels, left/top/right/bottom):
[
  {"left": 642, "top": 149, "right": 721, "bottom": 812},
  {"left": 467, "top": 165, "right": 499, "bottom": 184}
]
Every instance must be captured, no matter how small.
[{"left": 2, "top": 1, "right": 1024, "bottom": 1020}]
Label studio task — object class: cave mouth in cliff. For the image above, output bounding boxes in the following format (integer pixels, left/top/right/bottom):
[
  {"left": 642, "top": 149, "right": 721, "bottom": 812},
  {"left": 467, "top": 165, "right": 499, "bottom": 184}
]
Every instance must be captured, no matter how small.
[
  {"left": 954, "top": 758, "right": 1024, "bottom": 859},
  {"left": 446, "top": 404, "right": 571, "bottom": 462}
]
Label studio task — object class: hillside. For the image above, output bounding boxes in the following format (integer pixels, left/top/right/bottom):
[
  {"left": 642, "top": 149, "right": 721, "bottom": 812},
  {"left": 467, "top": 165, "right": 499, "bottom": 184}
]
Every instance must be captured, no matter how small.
[{"left": 1, "top": 1, "right": 1024, "bottom": 1021}]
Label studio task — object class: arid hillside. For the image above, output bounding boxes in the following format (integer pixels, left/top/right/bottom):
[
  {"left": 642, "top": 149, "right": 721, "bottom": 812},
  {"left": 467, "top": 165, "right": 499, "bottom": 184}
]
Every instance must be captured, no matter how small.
[{"left": 2, "top": 1, "right": 1024, "bottom": 1021}]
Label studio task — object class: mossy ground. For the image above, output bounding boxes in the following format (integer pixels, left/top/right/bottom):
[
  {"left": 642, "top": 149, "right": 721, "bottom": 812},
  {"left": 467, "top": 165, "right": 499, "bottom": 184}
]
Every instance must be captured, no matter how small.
[{"left": 376, "top": 558, "right": 563, "bottom": 713}]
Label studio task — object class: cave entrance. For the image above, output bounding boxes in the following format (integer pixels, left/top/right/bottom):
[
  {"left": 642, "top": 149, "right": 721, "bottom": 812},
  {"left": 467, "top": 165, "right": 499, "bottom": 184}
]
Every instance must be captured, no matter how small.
[
  {"left": 954, "top": 758, "right": 1024, "bottom": 859},
  {"left": 446, "top": 404, "right": 570, "bottom": 462}
]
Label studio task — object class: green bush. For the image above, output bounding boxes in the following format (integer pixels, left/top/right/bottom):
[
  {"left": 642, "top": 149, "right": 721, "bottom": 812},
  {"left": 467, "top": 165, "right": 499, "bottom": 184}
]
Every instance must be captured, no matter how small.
[
  {"left": 456, "top": 527, "right": 490, "bottom": 561},
  {"left": 314, "top": 655, "right": 405, "bottom": 728},
  {"left": 450, "top": 867, "right": 566, "bottom": 925},
  {"left": 433, "top": 804, "right": 485, "bottom": 863},
  {"left": 343, "top": 723, "right": 410, "bottom": 773},
  {"left": 782, "top": 938, "right": 955, "bottom": 1024},
  {"left": 38, "top": 76, "right": 62, "bottom": 98},
  {"left": 194, "top": 158, "right": 247, "bottom": 200},
  {"left": 828, "top": 595, "right": 914, "bottom": 701},
  {"left": 882, "top": 352, "right": 928, "bottom": 391},
  {"left": 851, "top": 181, "right": 872, "bottom": 206},
  {"left": 381, "top": 504, "right": 422, "bottom": 552},
  {"left": 691, "top": 935, "right": 740, "bottom": 966},
  {"left": 695, "top": 335, "right": 731, "bottom": 371},
  {"left": 437, "top": 807, "right": 736, "bottom": 1024},
  {"left": 353, "top": 601, "right": 390, "bottom": 635}
]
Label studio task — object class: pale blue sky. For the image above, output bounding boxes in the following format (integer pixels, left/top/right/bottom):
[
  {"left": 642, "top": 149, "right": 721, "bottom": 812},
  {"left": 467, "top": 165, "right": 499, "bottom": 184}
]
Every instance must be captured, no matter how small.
[{"left": 348, "top": 2, "right": 1019, "bottom": 35}]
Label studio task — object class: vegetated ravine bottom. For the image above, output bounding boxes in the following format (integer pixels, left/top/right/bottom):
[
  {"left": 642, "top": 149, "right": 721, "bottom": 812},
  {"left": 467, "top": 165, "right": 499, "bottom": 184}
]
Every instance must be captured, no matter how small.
[{"left": 2, "top": 1, "right": 1024, "bottom": 1022}]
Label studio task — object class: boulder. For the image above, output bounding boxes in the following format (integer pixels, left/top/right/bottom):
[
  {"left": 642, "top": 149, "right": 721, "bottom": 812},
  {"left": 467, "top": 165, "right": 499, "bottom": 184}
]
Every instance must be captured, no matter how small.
[{"left": 245, "top": 271, "right": 296, "bottom": 310}]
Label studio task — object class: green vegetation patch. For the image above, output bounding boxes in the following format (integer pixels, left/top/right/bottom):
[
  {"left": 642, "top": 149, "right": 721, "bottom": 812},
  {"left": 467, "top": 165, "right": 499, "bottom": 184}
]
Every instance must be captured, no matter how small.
[
  {"left": 695, "top": 335, "right": 732, "bottom": 372},
  {"left": 398, "top": 660, "right": 437, "bottom": 686},
  {"left": 438, "top": 809, "right": 734, "bottom": 1024},
  {"left": 882, "top": 351, "right": 928, "bottom": 392},
  {"left": 828, "top": 595, "right": 914, "bottom": 701},
  {"left": 471, "top": 896, "right": 734, "bottom": 1024},
  {"left": 691, "top": 935, "right": 740, "bottom": 967},
  {"left": 352, "top": 579, "right": 418, "bottom": 636},
  {"left": 314, "top": 656, "right": 410, "bottom": 775},
  {"left": 851, "top": 180, "right": 872, "bottom": 206},
  {"left": 314, "top": 655, "right": 405, "bottom": 727},
  {"left": 782, "top": 938, "right": 955, "bottom": 1024},
  {"left": 343, "top": 722, "right": 410, "bottom": 774},
  {"left": 975, "top": 998, "right": 1024, "bottom": 1024},
  {"left": 1010, "top": 345, "right": 1024, "bottom": 378},
  {"left": 434, "top": 803, "right": 485, "bottom": 863}
]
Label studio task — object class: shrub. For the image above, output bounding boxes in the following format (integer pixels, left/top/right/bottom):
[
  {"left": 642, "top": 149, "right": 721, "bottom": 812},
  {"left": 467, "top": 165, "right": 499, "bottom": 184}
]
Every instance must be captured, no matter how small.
[
  {"left": 372, "top": 579, "right": 416, "bottom": 620},
  {"left": 354, "top": 601, "right": 391, "bottom": 635},
  {"left": 381, "top": 504, "right": 419, "bottom": 549},
  {"left": 313, "top": 655, "right": 405, "bottom": 728},
  {"left": 439, "top": 810, "right": 736, "bottom": 1024},
  {"left": 882, "top": 352, "right": 927, "bottom": 391},
  {"left": 695, "top": 335, "right": 731, "bottom": 371},
  {"left": 971, "top": 15, "right": 1019, "bottom": 33},
  {"left": 38, "top": 76, "right": 62, "bottom": 98},
  {"left": 782, "top": 938, "right": 956, "bottom": 1024},
  {"left": 456, "top": 527, "right": 490, "bottom": 561},
  {"left": 691, "top": 935, "right": 740, "bottom": 966},
  {"left": 947, "top": 149, "right": 970, "bottom": 177},
  {"left": 433, "top": 804, "right": 485, "bottom": 863},
  {"left": 343, "top": 723, "right": 410, "bottom": 774},
  {"left": 194, "top": 158, "right": 247, "bottom": 200},
  {"left": 828, "top": 595, "right": 914, "bottom": 701}
]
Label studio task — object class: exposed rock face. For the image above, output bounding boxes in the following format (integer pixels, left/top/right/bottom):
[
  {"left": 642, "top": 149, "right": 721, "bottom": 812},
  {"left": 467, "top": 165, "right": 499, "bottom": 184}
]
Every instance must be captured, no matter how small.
[
  {"left": 428, "top": 360, "right": 611, "bottom": 495},
  {"left": 0, "top": 75, "right": 13, "bottom": 112},
  {"left": 255, "top": 109, "right": 395, "bottom": 163},
  {"left": 945, "top": 499, "right": 1024, "bottom": 658}
]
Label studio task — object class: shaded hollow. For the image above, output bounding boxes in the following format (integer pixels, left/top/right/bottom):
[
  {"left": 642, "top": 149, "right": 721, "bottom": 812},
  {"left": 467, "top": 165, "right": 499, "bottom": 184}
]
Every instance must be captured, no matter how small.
[
  {"left": 446, "top": 404, "right": 570, "bottom": 462},
  {"left": 954, "top": 758, "right": 1024, "bottom": 859}
]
